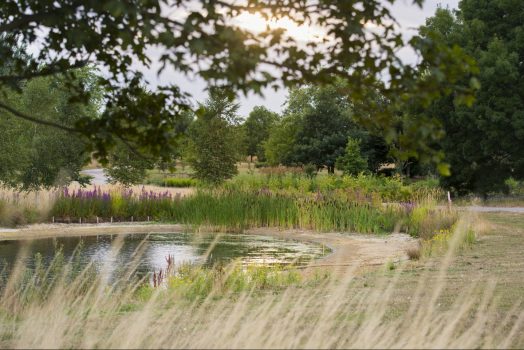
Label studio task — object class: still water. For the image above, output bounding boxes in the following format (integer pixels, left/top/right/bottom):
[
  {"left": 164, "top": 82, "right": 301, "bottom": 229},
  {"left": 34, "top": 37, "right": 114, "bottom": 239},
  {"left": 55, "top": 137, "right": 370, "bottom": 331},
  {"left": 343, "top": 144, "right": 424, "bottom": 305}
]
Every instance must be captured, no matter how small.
[{"left": 0, "top": 232, "right": 328, "bottom": 280}]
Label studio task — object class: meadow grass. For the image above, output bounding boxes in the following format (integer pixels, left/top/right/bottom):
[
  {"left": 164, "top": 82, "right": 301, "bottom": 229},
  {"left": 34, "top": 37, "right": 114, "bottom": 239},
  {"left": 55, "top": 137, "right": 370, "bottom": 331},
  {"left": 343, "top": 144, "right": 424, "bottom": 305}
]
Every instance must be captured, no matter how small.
[
  {"left": 225, "top": 173, "right": 442, "bottom": 202},
  {"left": 0, "top": 189, "right": 55, "bottom": 227},
  {"left": 0, "top": 215, "right": 521, "bottom": 348}
]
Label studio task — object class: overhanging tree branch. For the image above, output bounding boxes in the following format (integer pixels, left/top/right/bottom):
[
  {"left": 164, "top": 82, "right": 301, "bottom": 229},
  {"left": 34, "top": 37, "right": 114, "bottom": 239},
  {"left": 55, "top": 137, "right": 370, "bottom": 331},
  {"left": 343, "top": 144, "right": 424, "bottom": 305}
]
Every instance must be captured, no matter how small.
[
  {"left": 116, "top": 134, "right": 156, "bottom": 162},
  {"left": 0, "top": 101, "right": 78, "bottom": 133}
]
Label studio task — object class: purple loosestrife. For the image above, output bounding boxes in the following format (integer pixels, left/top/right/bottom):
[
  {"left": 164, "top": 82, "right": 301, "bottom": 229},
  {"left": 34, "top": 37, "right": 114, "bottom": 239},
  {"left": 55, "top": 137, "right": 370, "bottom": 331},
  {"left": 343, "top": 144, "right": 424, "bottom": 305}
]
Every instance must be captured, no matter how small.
[{"left": 400, "top": 202, "right": 416, "bottom": 214}]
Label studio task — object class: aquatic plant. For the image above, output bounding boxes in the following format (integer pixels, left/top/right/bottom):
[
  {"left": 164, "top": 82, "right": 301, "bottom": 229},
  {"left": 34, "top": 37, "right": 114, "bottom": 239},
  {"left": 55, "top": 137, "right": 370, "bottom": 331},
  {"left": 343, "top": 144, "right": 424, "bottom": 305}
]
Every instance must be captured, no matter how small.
[
  {"left": 50, "top": 186, "right": 174, "bottom": 222},
  {"left": 49, "top": 187, "right": 453, "bottom": 236}
]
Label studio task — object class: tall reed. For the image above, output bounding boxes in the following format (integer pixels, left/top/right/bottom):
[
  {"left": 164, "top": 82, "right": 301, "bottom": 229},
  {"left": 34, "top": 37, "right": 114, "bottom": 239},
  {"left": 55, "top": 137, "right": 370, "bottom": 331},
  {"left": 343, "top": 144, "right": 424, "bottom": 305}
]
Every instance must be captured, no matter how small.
[{"left": 49, "top": 187, "right": 455, "bottom": 236}]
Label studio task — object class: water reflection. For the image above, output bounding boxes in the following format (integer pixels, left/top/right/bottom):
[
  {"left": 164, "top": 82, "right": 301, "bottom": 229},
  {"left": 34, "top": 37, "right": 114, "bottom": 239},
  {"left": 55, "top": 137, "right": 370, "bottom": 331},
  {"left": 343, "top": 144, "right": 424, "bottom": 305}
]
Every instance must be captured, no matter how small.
[{"left": 0, "top": 232, "right": 327, "bottom": 280}]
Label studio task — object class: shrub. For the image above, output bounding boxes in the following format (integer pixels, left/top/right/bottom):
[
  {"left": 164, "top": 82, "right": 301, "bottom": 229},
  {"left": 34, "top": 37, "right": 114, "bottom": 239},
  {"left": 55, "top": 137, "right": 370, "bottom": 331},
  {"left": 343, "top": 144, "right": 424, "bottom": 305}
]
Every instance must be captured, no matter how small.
[
  {"left": 162, "top": 178, "right": 198, "bottom": 187},
  {"left": 303, "top": 163, "right": 317, "bottom": 178},
  {"left": 336, "top": 137, "right": 368, "bottom": 175},
  {"left": 406, "top": 245, "right": 421, "bottom": 260}
]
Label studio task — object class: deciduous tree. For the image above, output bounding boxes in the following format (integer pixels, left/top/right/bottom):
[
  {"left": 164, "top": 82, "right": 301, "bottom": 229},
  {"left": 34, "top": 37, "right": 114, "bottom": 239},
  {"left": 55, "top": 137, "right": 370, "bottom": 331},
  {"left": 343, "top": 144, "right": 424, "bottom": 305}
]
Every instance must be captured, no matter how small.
[
  {"left": 421, "top": 2, "right": 524, "bottom": 195},
  {"left": 0, "top": 68, "right": 98, "bottom": 190},
  {"left": 0, "top": 0, "right": 478, "bottom": 168},
  {"left": 243, "top": 106, "right": 279, "bottom": 162},
  {"left": 186, "top": 89, "right": 241, "bottom": 184},
  {"left": 265, "top": 82, "right": 390, "bottom": 173}
]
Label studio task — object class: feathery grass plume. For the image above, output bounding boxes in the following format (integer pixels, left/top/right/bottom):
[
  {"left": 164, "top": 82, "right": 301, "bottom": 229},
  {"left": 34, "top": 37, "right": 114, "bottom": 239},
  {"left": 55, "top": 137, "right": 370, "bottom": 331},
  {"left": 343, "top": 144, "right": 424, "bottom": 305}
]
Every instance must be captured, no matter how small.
[{"left": 0, "top": 214, "right": 522, "bottom": 348}]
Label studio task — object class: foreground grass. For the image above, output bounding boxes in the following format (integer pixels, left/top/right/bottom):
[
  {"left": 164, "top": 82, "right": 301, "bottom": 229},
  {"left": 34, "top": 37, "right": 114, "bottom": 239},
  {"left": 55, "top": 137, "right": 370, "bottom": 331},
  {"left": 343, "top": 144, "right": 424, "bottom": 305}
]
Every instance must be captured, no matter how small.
[{"left": 0, "top": 213, "right": 522, "bottom": 348}]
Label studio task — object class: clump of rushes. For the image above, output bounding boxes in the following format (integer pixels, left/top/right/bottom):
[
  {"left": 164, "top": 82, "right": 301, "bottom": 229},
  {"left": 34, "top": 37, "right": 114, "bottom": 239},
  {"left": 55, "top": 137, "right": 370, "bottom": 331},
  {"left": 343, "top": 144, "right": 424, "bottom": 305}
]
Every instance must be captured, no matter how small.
[
  {"left": 159, "top": 189, "right": 399, "bottom": 233},
  {"left": 146, "top": 177, "right": 199, "bottom": 188},
  {"left": 49, "top": 186, "right": 455, "bottom": 235}
]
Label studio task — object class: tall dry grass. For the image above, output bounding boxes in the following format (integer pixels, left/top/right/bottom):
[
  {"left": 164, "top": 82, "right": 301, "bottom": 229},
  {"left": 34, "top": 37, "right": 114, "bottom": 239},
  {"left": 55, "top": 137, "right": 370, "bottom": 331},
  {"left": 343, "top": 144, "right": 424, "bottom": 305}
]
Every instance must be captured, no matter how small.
[
  {"left": 0, "top": 184, "right": 193, "bottom": 227},
  {"left": 0, "top": 188, "right": 56, "bottom": 226},
  {"left": 0, "top": 216, "right": 522, "bottom": 349}
]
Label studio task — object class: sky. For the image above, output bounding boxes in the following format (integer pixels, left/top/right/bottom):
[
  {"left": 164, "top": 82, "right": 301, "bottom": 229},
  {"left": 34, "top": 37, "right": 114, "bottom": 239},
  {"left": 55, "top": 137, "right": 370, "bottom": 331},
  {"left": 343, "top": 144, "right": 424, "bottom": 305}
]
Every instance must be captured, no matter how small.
[{"left": 143, "top": 0, "right": 460, "bottom": 117}]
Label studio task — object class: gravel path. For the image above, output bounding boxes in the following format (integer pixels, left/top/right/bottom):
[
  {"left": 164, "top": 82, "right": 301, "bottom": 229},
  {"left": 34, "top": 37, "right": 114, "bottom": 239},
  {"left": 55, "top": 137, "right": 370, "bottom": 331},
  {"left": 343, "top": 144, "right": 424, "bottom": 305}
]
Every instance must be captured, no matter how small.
[{"left": 455, "top": 206, "right": 524, "bottom": 213}]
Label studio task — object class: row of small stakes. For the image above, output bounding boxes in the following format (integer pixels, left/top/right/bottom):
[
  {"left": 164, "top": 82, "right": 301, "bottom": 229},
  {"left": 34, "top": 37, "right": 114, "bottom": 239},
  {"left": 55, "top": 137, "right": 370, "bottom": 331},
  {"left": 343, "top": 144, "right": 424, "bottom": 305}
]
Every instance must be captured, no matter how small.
[{"left": 51, "top": 216, "right": 153, "bottom": 224}]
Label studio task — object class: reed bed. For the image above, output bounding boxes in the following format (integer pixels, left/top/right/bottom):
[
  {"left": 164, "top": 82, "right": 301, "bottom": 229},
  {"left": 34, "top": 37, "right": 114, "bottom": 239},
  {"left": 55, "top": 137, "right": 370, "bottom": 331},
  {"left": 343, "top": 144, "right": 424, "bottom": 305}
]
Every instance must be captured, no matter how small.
[
  {"left": 0, "top": 216, "right": 521, "bottom": 349},
  {"left": 48, "top": 187, "right": 454, "bottom": 236},
  {"left": 1, "top": 175, "right": 452, "bottom": 238},
  {"left": 0, "top": 185, "right": 192, "bottom": 226},
  {"left": 166, "top": 190, "right": 404, "bottom": 234}
]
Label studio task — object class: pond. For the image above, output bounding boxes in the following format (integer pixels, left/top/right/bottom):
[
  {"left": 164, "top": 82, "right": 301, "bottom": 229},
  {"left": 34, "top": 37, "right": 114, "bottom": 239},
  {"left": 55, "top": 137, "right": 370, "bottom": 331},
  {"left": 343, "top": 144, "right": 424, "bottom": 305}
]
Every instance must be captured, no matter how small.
[{"left": 0, "top": 232, "right": 329, "bottom": 281}]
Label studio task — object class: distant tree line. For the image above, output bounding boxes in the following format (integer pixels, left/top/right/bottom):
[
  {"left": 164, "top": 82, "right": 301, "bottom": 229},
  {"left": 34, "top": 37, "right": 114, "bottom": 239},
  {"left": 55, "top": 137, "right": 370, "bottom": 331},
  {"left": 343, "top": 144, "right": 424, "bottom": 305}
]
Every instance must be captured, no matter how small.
[{"left": 0, "top": 0, "right": 522, "bottom": 197}]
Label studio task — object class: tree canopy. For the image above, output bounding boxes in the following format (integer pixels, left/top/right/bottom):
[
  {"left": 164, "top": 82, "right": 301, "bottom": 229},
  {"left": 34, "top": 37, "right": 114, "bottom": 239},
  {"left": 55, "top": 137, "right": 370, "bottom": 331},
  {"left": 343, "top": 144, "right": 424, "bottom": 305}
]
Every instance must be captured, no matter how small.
[
  {"left": 421, "top": 2, "right": 524, "bottom": 195},
  {"left": 0, "top": 0, "right": 478, "bottom": 169},
  {"left": 265, "top": 82, "right": 390, "bottom": 173},
  {"left": 243, "top": 106, "right": 279, "bottom": 162},
  {"left": 0, "top": 69, "right": 98, "bottom": 190}
]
